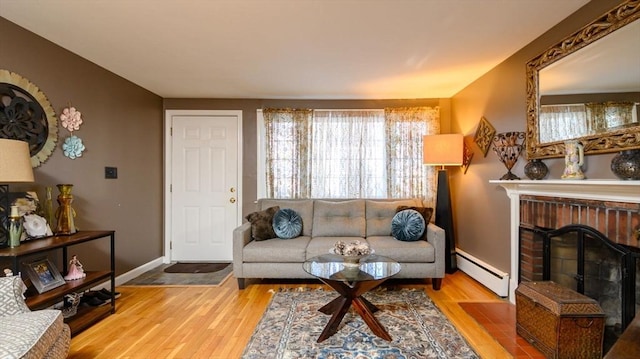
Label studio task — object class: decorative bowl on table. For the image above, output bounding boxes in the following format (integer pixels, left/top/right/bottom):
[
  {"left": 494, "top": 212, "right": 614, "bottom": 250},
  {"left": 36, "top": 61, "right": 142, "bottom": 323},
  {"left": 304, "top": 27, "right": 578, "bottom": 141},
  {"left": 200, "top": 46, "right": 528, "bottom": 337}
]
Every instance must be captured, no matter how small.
[{"left": 330, "top": 240, "right": 374, "bottom": 267}]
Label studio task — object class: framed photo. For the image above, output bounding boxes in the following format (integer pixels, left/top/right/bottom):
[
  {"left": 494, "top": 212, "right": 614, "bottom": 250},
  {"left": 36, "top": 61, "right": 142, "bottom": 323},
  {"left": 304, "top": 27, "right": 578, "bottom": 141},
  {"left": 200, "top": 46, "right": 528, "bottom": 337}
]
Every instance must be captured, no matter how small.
[{"left": 23, "top": 258, "right": 66, "bottom": 293}]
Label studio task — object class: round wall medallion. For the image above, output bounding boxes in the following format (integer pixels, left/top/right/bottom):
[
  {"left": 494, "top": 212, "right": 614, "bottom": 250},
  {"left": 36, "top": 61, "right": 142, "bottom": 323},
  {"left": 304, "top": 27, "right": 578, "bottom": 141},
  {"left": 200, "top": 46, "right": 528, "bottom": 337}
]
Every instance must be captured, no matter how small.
[{"left": 0, "top": 69, "right": 58, "bottom": 167}]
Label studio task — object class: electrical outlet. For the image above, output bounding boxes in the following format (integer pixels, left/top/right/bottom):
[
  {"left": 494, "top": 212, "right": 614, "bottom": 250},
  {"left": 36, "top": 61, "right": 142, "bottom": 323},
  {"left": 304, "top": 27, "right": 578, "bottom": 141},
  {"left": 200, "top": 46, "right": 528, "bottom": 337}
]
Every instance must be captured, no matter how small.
[{"left": 105, "top": 167, "right": 118, "bottom": 179}]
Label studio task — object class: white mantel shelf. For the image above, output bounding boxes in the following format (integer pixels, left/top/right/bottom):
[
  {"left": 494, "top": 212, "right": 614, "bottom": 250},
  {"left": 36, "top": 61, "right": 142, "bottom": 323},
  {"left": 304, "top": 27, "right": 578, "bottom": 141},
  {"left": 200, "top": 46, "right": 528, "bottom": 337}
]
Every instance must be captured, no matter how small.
[
  {"left": 490, "top": 179, "right": 640, "bottom": 303},
  {"left": 490, "top": 179, "right": 640, "bottom": 203}
]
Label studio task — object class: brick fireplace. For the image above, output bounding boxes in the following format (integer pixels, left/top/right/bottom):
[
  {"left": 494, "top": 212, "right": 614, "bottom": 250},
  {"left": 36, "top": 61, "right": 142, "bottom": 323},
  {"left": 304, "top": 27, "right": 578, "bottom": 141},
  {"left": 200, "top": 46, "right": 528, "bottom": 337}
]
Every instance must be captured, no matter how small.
[
  {"left": 492, "top": 180, "right": 640, "bottom": 303},
  {"left": 519, "top": 195, "right": 639, "bottom": 283}
]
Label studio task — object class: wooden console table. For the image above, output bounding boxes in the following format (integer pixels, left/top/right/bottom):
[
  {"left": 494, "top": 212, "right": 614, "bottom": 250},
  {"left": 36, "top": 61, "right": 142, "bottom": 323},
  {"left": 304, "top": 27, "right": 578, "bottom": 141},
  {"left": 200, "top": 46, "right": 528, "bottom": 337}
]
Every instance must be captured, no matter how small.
[{"left": 0, "top": 230, "right": 116, "bottom": 335}]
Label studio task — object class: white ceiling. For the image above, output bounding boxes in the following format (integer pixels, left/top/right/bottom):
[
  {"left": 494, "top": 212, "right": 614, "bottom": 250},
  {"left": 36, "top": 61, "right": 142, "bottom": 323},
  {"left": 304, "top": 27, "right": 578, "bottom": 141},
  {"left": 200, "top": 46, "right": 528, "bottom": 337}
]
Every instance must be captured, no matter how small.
[{"left": 0, "top": 0, "right": 591, "bottom": 99}]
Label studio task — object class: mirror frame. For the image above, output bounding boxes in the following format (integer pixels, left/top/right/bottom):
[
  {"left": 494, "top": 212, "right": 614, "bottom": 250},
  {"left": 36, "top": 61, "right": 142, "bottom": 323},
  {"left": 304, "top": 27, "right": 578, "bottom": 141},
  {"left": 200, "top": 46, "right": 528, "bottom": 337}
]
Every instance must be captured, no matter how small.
[{"left": 526, "top": 0, "right": 640, "bottom": 159}]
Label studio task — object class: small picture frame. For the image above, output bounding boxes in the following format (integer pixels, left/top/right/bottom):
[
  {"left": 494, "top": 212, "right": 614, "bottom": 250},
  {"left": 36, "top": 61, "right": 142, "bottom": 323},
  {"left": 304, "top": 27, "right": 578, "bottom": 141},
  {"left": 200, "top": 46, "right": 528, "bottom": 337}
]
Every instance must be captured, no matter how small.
[{"left": 23, "top": 258, "right": 66, "bottom": 294}]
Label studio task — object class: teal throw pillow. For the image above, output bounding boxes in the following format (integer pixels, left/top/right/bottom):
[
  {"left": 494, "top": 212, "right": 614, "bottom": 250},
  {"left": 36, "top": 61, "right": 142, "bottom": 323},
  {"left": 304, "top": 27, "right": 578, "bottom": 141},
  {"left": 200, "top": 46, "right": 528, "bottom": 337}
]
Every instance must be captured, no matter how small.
[
  {"left": 272, "top": 208, "right": 303, "bottom": 239},
  {"left": 391, "top": 209, "right": 426, "bottom": 242}
]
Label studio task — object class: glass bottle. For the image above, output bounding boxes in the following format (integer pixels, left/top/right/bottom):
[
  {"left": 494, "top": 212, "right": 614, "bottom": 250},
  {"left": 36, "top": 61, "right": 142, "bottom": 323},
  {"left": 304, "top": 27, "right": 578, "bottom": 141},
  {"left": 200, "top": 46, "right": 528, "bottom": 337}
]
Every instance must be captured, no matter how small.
[
  {"left": 8, "top": 205, "right": 23, "bottom": 247},
  {"left": 42, "top": 186, "right": 55, "bottom": 230}
]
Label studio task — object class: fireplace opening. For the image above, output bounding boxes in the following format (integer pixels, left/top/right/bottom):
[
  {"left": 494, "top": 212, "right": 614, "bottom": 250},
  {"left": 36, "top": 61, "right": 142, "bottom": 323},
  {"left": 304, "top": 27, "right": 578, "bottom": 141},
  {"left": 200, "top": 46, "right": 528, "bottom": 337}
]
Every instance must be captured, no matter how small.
[{"left": 520, "top": 224, "right": 640, "bottom": 354}]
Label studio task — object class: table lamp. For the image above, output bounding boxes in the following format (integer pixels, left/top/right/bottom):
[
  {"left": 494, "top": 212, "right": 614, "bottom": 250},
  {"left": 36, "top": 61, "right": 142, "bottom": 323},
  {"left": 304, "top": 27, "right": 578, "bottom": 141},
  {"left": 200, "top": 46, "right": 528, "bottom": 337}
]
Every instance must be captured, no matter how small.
[
  {"left": 423, "top": 134, "right": 463, "bottom": 273},
  {"left": 0, "top": 139, "right": 35, "bottom": 247}
]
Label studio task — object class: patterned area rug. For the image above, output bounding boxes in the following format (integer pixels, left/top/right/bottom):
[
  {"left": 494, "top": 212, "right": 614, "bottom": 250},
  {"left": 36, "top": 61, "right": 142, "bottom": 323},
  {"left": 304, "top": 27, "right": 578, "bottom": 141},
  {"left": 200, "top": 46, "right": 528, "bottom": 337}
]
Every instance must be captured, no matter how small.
[{"left": 242, "top": 289, "right": 479, "bottom": 359}]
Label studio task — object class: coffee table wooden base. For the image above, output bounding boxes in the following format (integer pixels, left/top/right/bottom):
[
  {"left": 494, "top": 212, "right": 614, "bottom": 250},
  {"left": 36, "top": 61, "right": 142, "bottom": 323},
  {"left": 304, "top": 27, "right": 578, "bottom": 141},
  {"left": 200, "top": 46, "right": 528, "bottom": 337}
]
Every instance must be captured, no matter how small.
[{"left": 316, "top": 277, "right": 392, "bottom": 343}]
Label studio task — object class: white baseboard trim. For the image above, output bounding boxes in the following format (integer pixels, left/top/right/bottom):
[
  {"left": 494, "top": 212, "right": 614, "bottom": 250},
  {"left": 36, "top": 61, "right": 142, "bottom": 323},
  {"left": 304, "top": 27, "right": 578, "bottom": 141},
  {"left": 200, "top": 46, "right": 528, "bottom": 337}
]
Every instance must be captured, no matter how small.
[
  {"left": 90, "top": 257, "right": 164, "bottom": 291},
  {"left": 456, "top": 248, "right": 509, "bottom": 297}
]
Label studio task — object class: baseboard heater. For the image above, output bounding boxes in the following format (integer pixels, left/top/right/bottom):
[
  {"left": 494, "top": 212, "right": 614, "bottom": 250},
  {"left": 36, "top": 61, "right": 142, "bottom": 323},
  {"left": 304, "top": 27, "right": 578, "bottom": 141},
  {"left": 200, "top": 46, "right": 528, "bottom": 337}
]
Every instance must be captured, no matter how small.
[{"left": 456, "top": 248, "right": 509, "bottom": 297}]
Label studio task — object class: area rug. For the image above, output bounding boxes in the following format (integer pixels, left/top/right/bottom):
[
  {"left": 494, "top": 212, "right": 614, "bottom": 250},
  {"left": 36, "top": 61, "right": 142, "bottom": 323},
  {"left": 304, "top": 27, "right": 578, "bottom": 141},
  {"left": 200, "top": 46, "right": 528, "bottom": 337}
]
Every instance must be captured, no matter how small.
[
  {"left": 242, "top": 289, "right": 479, "bottom": 359},
  {"left": 121, "top": 263, "right": 232, "bottom": 286},
  {"left": 163, "top": 262, "right": 230, "bottom": 273}
]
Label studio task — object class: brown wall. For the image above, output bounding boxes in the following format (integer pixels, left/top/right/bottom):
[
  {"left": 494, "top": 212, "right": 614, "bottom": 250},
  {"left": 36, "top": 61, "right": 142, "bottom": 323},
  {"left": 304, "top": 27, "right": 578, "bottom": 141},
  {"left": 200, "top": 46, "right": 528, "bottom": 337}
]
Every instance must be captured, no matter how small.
[
  {"left": 0, "top": 17, "right": 164, "bottom": 275},
  {"left": 450, "top": 0, "right": 625, "bottom": 272}
]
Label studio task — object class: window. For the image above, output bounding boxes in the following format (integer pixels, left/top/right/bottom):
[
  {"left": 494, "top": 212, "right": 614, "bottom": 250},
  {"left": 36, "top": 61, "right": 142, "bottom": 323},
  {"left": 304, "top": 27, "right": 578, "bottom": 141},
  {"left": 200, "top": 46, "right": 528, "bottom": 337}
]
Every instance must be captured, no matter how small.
[{"left": 257, "top": 107, "right": 439, "bottom": 203}]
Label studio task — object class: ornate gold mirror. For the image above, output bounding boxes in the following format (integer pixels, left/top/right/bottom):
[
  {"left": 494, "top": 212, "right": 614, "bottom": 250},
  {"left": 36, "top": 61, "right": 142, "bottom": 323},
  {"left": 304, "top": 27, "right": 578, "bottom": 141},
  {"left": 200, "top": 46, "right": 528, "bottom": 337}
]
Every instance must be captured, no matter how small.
[{"left": 526, "top": 1, "right": 640, "bottom": 159}]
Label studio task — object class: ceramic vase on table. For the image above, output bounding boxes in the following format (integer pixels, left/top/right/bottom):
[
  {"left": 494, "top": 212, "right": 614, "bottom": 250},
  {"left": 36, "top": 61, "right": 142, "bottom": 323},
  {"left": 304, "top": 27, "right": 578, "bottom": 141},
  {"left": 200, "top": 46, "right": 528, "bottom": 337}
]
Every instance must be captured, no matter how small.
[
  {"left": 561, "top": 140, "right": 585, "bottom": 179},
  {"left": 55, "top": 184, "right": 77, "bottom": 235},
  {"left": 8, "top": 206, "right": 23, "bottom": 247},
  {"left": 492, "top": 132, "right": 525, "bottom": 180}
]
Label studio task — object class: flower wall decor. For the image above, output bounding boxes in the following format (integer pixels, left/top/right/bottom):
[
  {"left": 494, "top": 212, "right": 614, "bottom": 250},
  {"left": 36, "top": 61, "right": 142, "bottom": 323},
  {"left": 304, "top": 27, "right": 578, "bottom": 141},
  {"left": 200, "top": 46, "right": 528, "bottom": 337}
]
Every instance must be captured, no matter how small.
[{"left": 59, "top": 105, "right": 85, "bottom": 159}]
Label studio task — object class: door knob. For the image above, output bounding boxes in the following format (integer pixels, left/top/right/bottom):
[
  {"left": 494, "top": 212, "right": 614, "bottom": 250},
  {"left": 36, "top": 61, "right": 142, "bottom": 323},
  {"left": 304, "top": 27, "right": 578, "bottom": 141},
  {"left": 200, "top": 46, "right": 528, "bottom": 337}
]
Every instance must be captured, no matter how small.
[
  {"left": 230, "top": 197, "right": 236, "bottom": 203},
  {"left": 230, "top": 187, "right": 236, "bottom": 193}
]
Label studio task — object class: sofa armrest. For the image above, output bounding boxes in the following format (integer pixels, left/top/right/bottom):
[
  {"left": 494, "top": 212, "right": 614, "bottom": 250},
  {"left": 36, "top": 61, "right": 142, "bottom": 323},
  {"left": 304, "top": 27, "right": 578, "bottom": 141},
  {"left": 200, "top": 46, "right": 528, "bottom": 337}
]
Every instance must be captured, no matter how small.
[
  {"left": 0, "top": 276, "right": 30, "bottom": 317},
  {"left": 232, "top": 222, "right": 253, "bottom": 278},
  {"left": 426, "top": 223, "right": 446, "bottom": 277}
]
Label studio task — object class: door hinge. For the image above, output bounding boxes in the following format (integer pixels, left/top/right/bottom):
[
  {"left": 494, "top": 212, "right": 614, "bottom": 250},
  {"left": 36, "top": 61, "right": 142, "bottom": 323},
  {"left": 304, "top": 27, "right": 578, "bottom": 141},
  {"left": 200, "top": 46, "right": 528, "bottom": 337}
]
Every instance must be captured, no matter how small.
[
  {"left": 170, "top": 127, "right": 173, "bottom": 136},
  {"left": 170, "top": 241, "right": 172, "bottom": 250},
  {"left": 170, "top": 184, "right": 172, "bottom": 192}
]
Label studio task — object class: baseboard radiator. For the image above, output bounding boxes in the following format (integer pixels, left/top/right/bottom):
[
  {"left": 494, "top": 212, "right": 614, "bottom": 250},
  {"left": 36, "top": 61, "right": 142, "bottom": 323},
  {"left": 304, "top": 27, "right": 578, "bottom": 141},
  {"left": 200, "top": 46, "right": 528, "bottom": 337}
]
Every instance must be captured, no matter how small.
[{"left": 456, "top": 248, "right": 509, "bottom": 297}]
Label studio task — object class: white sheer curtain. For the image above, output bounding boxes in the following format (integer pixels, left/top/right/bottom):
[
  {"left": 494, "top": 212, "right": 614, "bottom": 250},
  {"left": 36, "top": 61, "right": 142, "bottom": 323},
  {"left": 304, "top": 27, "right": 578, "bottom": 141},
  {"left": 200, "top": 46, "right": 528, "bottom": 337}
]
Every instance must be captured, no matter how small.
[
  {"left": 539, "top": 104, "right": 588, "bottom": 143},
  {"left": 263, "top": 107, "right": 440, "bottom": 200},
  {"left": 384, "top": 107, "right": 439, "bottom": 208},
  {"left": 310, "top": 110, "right": 386, "bottom": 198}
]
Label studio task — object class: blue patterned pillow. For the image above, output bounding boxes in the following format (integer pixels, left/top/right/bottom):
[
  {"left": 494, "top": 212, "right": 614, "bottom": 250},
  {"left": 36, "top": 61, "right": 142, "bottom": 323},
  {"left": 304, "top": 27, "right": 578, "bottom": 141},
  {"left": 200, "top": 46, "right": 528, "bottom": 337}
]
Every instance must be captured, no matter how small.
[
  {"left": 273, "top": 208, "right": 303, "bottom": 239},
  {"left": 391, "top": 209, "right": 426, "bottom": 242}
]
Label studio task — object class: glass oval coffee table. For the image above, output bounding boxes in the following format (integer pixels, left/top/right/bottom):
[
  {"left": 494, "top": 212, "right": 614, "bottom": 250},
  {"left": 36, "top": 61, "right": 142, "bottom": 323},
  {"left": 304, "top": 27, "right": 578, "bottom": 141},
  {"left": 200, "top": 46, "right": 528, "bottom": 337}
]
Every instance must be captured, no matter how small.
[{"left": 302, "top": 253, "right": 401, "bottom": 342}]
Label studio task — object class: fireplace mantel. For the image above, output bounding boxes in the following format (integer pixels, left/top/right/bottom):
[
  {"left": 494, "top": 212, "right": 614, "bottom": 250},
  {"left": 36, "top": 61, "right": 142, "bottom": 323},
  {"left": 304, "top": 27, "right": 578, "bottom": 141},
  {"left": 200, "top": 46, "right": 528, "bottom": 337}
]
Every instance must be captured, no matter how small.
[{"left": 490, "top": 179, "right": 640, "bottom": 302}]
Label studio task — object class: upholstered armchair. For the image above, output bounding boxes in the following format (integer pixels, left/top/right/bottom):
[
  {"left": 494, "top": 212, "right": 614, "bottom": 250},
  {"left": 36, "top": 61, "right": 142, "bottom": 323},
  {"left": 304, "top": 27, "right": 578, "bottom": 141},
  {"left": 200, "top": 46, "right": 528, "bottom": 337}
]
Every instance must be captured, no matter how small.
[{"left": 0, "top": 276, "right": 70, "bottom": 359}]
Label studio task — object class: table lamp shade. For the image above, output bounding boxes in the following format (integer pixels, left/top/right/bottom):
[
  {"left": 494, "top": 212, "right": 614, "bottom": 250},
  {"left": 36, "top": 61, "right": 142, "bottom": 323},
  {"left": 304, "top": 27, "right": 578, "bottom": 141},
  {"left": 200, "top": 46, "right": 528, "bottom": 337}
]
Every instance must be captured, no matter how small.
[
  {"left": 423, "top": 134, "right": 463, "bottom": 166},
  {"left": 0, "top": 139, "right": 35, "bottom": 182}
]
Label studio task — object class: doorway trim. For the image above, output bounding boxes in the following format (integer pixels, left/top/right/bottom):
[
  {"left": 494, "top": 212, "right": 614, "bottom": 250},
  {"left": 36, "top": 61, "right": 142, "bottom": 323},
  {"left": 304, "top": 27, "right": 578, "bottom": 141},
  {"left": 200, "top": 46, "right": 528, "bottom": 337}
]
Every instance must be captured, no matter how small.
[{"left": 163, "top": 109, "right": 243, "bottom": 263}]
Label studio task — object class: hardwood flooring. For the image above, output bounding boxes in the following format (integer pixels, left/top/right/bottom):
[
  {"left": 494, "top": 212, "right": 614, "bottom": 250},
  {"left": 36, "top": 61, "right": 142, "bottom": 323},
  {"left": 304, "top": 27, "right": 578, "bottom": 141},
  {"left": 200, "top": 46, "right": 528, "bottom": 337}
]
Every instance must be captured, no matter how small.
[{"left": 69, "top": 272, "right": 514, "bottom": 358}]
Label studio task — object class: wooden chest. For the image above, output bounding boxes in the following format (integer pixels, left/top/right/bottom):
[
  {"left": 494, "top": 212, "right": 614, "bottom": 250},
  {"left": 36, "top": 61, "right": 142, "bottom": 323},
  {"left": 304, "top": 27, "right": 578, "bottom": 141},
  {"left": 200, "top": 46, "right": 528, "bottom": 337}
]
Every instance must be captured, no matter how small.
[{"left": 515, "top": 281, "right": 605, "bottom": 359}]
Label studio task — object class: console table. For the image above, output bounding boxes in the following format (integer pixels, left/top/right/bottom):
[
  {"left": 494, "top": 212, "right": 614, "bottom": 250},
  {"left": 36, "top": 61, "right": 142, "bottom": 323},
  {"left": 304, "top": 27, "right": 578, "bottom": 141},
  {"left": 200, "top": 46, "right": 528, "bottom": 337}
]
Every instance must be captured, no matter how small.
[{"left": 0, "top": 230, "right": 116, "bottom": 335}]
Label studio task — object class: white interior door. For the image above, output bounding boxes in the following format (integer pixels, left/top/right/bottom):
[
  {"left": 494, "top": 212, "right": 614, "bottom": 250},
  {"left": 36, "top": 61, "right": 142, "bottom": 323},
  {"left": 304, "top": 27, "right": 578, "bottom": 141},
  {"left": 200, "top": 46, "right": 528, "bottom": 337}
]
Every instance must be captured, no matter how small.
[{"left": 166, "top": 110, "right": 241, "bottom": 262}]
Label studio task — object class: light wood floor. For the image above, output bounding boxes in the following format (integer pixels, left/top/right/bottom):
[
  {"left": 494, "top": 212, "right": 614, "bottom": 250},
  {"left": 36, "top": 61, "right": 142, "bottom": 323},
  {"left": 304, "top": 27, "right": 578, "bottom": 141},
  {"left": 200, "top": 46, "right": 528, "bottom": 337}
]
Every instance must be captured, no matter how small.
[{"left": 68, "top": 272, "right": 512, "bottom": 359}]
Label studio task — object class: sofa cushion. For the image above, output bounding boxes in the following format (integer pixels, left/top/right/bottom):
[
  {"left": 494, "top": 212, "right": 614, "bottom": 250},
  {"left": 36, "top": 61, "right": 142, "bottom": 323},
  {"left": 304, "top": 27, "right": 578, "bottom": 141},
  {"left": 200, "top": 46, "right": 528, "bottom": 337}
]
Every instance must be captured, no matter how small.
[
  {"left": 0, "top": 310, "right": 68, "bottom": 359},
  {"left": 391, "top": 209, "right": 426, "bottom": 242},
  {"left": 306, "top": 237, "right": 369, "bottom": 259},
  {"left": 312, "top": 200, "right": 365, "bottom": 237},
  {"left": 367, "top": 236, "right": 435, "bottom": 262},
  {"left": 396, "top": 205, "right": 434, "bottom": 241},
  {"left": 245, "top": 206, "right": 280, "bottom": 241},
  {"left": 0, "top": 276, "right": 30, "bottom": 316},
  {"left": 243, "top": 236, "right": 311, "bottom": 262},
  {"left": 259, "top": 199, "right": 314, "bottom": 236},
  {"left": 272, "top": 208, "right": 303, "bottom": 239},
  {"left": 365, "top": 199, "right": 421, "bottom": 236}
]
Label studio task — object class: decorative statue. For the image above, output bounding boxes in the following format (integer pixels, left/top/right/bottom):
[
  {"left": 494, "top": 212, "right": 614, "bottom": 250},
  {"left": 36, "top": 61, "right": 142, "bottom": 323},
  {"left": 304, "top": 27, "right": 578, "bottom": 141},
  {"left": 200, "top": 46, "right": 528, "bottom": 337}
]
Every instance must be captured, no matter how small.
[
  {"left": 64, "top": 255, "right": 86, "bottom": 281},
  {"left": 562, "top": 140, "right": 585, "bottom": 179}
]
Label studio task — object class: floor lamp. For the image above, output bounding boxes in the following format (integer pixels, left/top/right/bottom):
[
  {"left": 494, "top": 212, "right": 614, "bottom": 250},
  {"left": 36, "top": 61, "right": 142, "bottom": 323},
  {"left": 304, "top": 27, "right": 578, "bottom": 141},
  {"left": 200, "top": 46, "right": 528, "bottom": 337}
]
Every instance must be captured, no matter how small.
[
  {"left": 0, "top": 139, "right": 35, "bottom": 247},
  {"left": 423, "top": 134, "right": 463, "bottom": 274}
]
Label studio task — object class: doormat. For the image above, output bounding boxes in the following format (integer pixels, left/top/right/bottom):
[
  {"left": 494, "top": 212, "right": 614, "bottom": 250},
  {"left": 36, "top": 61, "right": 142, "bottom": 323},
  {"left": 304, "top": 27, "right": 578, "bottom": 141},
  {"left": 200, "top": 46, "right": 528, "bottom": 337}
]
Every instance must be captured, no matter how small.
[
  {"left": 163, "top": 262, "right": 230, "bottom": 273},
  {"left": 242, "top": 288, "right": 479, "bottom": 359},
  {"left": 121, "top": 263, "right": 232, "bottom": 286}
]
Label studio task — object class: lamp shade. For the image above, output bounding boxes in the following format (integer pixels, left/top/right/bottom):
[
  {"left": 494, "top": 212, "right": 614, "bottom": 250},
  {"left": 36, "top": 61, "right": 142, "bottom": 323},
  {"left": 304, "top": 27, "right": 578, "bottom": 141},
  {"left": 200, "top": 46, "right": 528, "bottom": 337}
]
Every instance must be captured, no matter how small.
[
  {"left": 423, "top": 134, "right": 463, "bottom": 166},
  {"left": 0, "top": 139, "right": 35, "bottom": 182}
]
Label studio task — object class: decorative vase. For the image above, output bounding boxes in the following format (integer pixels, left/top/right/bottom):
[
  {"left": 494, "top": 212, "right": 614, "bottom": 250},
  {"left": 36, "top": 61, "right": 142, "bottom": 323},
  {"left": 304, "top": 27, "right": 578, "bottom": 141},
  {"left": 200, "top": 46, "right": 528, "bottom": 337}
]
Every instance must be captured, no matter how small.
[
  {"left": 561, "top": 140, "right": 585, "bottom": 179},
  {"left": 610, "top": 150, "right": 640, "bottom": 180},
  {"left": 55, "top": 184, "right": 77, "bottom": 235},
  {"left": 492, "top": 132, "right": 525, "bottom": 180},
  {"left": 8, "top": 206, "right": 23, "bottom": 248},
  {"left": 42, "top": 186, "right": 55, "bottom": 229},
  {"left": 524, "top": 159, "right": 549, "bottom": 180}
]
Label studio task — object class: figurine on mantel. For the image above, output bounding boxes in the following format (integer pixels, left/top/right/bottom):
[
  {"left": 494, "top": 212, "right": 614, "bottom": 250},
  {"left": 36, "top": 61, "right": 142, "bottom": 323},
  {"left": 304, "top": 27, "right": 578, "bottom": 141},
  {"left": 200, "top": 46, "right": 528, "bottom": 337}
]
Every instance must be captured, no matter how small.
[
  {"left": 561, "top": 140, "right": 585, "bottom": 179},
  {"left": 64, "top": 255, "right": 86, "bottom": 281}
]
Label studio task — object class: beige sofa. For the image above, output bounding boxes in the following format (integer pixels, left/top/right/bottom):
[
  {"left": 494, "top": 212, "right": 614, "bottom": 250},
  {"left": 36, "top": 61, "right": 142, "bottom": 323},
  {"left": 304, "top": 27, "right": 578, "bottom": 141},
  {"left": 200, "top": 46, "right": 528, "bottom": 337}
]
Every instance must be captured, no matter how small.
[
  {"left": 0, "top": 276, "right": 70, "bottom": 359},
  {"left": 233, "top": 198, "right": 445, "bottom": 290}
]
